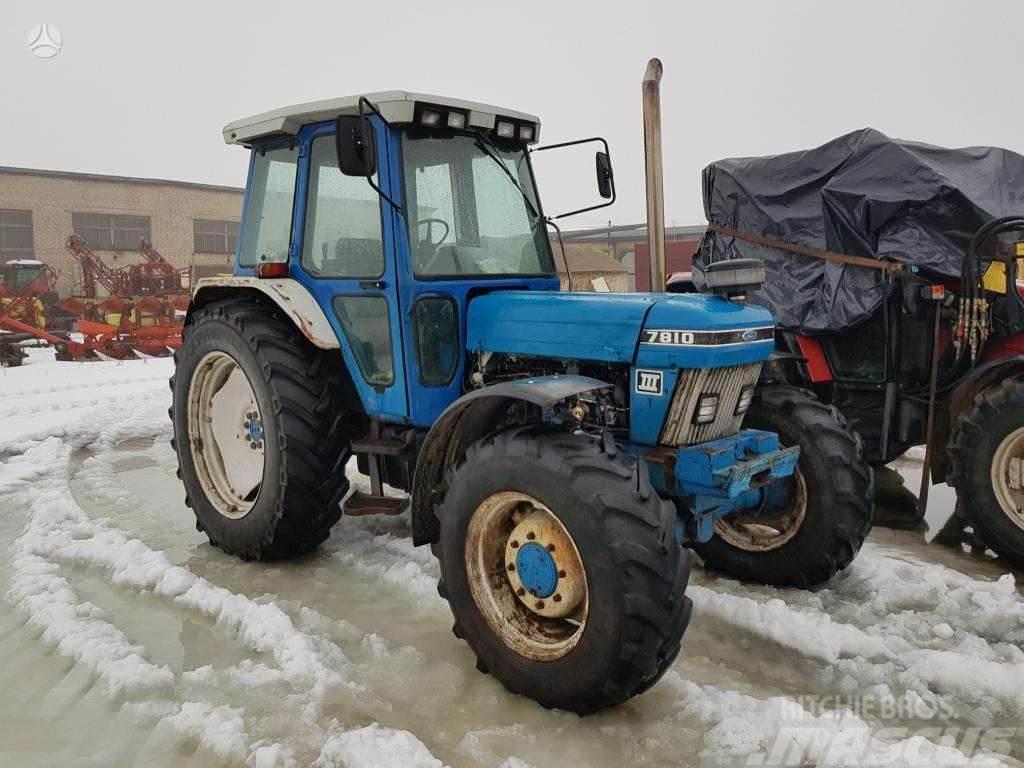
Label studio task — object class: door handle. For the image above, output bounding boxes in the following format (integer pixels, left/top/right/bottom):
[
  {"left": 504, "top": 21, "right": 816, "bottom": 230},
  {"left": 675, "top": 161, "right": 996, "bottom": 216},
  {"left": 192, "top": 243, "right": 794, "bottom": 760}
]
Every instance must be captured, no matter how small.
[{"left": 359, "top": 280, "right": 386, "bottom": 290}]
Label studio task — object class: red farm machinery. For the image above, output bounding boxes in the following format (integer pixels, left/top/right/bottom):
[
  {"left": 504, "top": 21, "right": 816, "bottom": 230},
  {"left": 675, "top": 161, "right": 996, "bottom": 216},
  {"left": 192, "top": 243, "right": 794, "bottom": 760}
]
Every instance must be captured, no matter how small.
[
  {"left": 0, "top": 237, "right": 188, "bottom": 365},
  {"left": 56, "top": 234, "right": 187, "bottom": 358}
]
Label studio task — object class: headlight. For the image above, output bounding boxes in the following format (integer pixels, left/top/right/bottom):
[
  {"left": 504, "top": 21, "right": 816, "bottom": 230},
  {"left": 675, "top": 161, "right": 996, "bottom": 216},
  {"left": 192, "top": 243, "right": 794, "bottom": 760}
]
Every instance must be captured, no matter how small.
[
  {"left": 735, "top": 384, "right": 756, "bottom": 415},
  {"left": 518, "top": 124, "right": 535, "bottom": 142},
  {"left": 496, "top": 121, "right": 516, "bottom": 139},
  {"left": 446, "top": 111, "right": 467, "bottom": 129},
  {"left": 419, "top": 108, "right": 442, "bottom": 127},
  {"left": 693, "top": 393, "right": 719, "bottom": 425}
]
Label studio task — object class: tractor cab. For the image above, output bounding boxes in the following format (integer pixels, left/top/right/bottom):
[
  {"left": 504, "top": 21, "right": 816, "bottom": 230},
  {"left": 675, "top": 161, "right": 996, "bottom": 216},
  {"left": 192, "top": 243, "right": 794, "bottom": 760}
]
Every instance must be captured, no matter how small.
[
  {"left": 221, "top": 92, "right": 607, "bottom": 426},
  {"left": 0, "top": 259, "right": 50, "bottom": 295}
]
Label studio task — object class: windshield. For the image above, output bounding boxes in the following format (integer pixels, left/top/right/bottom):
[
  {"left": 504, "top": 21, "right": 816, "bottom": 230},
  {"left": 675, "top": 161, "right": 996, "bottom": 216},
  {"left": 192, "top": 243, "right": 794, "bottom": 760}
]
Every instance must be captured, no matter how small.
[{"left": 401, "top": 131, "right": 554, "bottom": 278}]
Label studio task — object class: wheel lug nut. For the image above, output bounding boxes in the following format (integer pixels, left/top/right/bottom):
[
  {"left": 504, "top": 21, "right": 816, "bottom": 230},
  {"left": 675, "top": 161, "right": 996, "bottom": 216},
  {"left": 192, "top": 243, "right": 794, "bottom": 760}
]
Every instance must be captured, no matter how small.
[
  {"left": 526, "top": 532, "right": 536, "bottom": 541},
  {"left": 558, "top": 569, "right": 566, "bottom": 578},
  {"left": 517, "top": 587, "right": 525, "bottom": 596},
  {"left": 553, "top": 593, "right": 562, "bottom": 603},
  {"left": 535, "top": 600, "right": 545, "bottom": 609},
  {"left": 510, "top": 540, "right": 519, "bottom": 549},
  {"left": 507, "top": 563, "right": 515, "bottom": 572},
  {"left": 547, "top": 543, "right": 556, "bottom": 552}
]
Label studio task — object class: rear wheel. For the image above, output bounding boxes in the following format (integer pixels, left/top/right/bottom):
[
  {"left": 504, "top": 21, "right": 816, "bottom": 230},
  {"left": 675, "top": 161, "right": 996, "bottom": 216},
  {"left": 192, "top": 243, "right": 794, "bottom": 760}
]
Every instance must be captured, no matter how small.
[
  {"left": 948, "top": 376, "right": 1024, "bottom": 568},
  {"left": 432, "top": 427, "right": 694, "bottom": 714},
  {"left": 694, "top": 385, "right": 874, "bottom": 587},
  {"left": 170, "top": 295, "right": 353, "bottom": 560}
]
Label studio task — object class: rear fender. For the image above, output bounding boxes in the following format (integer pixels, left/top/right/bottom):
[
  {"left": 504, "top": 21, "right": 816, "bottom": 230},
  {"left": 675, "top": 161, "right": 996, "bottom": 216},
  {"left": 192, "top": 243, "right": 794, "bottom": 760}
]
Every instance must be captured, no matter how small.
[
  {"left": 410, "top": 375, "right": 611, "bottom": 546},
  {"left": 931, "top": 355, "right": 1024, "bottom": 482},
  {"left": 188, "top": 277, "right": 339, "bottom": 349}
]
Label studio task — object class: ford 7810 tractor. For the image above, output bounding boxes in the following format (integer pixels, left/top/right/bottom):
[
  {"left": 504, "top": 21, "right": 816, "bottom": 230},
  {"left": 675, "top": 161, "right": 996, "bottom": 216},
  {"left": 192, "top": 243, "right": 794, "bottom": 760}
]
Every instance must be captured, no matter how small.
[{"left": 171, "top": 91, "right": 873, "bottom": 713}]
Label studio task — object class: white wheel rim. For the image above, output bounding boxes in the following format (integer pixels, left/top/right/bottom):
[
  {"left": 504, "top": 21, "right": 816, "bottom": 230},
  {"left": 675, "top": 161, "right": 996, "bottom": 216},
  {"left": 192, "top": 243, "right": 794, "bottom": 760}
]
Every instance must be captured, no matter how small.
[
  {"left": 990, "top": 426, "right": 1024, "bottom": 532},
  {"left": 187, "top": 351, "right": 265, "bottom": 519},
  {"left": 465, "top": 492, "right": 588, "bottom": 662},
  {"left": 713, "top": 468, "right": 808, "bottom": 552}
]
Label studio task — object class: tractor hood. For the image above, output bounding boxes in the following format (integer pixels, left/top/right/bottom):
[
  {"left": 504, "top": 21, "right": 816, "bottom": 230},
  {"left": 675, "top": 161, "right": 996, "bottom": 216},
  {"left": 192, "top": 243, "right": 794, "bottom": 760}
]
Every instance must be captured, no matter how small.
[{"left": 466, "top": 291, "right": 774, "bottom": 369}]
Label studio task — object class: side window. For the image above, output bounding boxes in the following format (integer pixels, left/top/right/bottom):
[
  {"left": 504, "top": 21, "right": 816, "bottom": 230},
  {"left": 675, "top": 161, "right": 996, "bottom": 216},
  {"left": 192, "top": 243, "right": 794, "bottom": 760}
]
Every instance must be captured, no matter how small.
[
  {"left": 238, "top": 145, "right": 298, "bottom": 267},
  {"left": 414, "top": 297, "right": 458, "bottom": 385},
  {"left": 332, "top": 296, "right": 394, "bottom": 386},
  {"left": 302, "top": 135, "right": 385, "bottom": 278}
]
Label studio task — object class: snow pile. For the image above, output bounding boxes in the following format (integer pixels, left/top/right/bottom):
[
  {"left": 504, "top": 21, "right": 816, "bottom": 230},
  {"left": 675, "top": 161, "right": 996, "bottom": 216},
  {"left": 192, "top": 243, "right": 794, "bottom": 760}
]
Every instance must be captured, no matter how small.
[{"left": 314, "top": 725, "right": 444, "bottom": 768}]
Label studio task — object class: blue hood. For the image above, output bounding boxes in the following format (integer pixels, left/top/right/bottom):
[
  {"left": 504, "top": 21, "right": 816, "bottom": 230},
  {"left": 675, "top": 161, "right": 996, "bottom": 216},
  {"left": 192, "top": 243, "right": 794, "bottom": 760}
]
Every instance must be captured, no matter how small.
[{"left": 466, "top": 291, "right": 774, "bottom": 369}]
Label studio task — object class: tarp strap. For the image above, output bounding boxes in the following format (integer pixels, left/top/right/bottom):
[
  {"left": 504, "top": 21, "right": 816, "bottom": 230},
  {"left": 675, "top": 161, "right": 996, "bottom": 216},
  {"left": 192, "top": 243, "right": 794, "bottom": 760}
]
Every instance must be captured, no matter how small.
[{"left": 707, "top": 223, "right": 924, "bottom": 280}]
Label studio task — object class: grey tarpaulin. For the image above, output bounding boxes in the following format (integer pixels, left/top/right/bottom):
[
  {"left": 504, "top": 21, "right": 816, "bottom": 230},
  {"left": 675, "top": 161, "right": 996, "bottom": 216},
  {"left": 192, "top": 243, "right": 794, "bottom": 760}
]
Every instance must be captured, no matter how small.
[{"left": 694, "top": 128, "right": 1024, "bottom": 333}]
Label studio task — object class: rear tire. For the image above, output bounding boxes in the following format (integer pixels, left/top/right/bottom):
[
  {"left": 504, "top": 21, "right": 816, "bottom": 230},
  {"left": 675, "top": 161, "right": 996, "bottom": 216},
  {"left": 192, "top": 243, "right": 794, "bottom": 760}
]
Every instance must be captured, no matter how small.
[
  {"left": 432, "top": 426, "right": 694, "bottom": 714},
  {"left": 948, "top": 376, "right": 1024, "bottom": 568},
  {"left": 694, "top": 385, "right": 874, "bottom": 587},
  {"left": 170, "top": 295, "right": 353, "bottom": 560}
]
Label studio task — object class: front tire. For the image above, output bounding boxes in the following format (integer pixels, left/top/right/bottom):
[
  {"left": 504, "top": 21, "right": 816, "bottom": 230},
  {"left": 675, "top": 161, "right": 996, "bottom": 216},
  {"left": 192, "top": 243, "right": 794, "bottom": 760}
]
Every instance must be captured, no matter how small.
[
  {"left": 948, "top": 376, "right": 1024, "bottom": 568},
  {"left": 170, "top": 296, "right": 353, "bottom": 560},
  {"left": 694, "top": 385, "right": 874, "bottom": 587},
  {"left": 432, "top": 427, "right": 694, "bottom": 714}
]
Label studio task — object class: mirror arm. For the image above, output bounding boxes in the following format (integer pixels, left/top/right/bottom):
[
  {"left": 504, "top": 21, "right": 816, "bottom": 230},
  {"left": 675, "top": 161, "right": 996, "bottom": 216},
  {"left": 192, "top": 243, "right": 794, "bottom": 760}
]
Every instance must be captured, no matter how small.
[
  {"left": 358, "top": 97, "right": 404, "bottom": 215},
  {"left": 545, "top": 217, "right": 573, "bottom": 289},
  {"left": 530, "top": 136, "right": 616, "bottom": 220}
]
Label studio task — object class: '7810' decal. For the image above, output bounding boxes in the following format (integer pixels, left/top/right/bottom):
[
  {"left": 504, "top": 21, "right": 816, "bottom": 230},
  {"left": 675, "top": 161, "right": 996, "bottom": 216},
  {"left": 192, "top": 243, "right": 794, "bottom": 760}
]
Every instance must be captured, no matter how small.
[{"left": 641, "top": 327, "right": 774, "bottom": 346}]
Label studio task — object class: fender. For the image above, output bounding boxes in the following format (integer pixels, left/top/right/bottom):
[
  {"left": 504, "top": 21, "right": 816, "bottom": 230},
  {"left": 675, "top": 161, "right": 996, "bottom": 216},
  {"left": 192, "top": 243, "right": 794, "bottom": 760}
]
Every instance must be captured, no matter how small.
[
  {"left": 409, "top": 375, "right": 611, "bottom": 546},
  {"left": 931, "top": 354, "right": 1024, "bottom": 482},
  {"left": 189, "top": 277, "right": 339, "bottom": 350}
]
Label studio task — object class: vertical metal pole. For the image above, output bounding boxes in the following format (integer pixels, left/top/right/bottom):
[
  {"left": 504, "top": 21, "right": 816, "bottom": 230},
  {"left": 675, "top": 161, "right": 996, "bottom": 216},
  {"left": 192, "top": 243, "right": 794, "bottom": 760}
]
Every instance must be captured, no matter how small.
[{"left": 642, "top": 58, "right": 666, "bottom": 293}]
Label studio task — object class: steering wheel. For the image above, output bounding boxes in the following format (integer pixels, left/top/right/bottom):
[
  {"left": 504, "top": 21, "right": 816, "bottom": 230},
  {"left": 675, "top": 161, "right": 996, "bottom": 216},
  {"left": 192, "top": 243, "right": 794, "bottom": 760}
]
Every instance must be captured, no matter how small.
[
  {"left": 416, "top": 218, "right": 455, "bottom": 273},
  {"left": 416, "top": 218, "right": 450, "bottom": 248}
]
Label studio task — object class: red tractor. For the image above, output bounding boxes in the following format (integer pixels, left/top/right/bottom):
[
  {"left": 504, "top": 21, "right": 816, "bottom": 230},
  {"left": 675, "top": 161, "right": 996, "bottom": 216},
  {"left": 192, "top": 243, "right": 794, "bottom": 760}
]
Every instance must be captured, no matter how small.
[{"left": 691, "top": 128, "right": 1024, "bottom": 568}]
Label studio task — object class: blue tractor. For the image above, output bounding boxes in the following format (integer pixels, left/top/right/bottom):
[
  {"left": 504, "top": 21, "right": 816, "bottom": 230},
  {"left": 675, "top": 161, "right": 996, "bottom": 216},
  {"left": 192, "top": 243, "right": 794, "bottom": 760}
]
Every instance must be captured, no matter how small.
[{"left": 171, "top": 91, "right": 873, "bottom": 713}]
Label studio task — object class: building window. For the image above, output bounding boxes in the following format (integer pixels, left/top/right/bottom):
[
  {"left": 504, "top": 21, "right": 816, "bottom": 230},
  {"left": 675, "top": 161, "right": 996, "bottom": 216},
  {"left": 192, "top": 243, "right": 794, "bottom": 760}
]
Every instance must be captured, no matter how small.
[
  {"left": 72, "top": 213, "right": 151, "bottom": 251},
  {"left": 0, "top": 210, "right": 34, "bottom": 259},
  {"left": 194, "top": 219, "right": 240, "bottom": 254}
]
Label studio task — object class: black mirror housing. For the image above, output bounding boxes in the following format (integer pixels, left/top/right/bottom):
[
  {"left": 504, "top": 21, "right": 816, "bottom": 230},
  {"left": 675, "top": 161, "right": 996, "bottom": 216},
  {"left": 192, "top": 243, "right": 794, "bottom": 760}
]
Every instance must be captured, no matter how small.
[
  {"left": 335, "top": 115, "right": 377, "bottom": 177},
  {"left": 596, "top": 151, "right": 614, "bottom": 199}
]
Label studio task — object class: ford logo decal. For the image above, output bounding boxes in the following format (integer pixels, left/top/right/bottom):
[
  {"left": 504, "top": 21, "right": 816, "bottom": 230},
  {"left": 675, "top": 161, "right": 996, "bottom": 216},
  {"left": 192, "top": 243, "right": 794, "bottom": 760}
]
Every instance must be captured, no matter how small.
[{"left": 742, "top": 329, "right": 758, "bottom": 342}]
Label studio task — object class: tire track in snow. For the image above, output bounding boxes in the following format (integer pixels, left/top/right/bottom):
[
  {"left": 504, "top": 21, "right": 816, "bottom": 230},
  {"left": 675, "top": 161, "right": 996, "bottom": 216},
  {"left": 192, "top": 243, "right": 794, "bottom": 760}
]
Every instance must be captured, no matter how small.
[{"left": 4, "top": 420, "right": 487, "bottom": 766}]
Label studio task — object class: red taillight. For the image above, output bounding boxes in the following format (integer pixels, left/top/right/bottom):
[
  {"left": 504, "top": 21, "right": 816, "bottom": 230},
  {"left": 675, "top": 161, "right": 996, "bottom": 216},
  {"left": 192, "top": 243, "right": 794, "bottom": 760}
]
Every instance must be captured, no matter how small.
[{"left": 256, "top": 262, "right": 288, "bottom": 278}]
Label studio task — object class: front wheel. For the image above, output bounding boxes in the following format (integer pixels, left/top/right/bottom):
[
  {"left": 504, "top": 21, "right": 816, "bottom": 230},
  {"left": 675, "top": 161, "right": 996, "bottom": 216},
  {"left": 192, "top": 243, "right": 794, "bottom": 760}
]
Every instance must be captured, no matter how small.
[
  {"left": 693, "top": 385, "right": 874, "bottom": 587},
  {"left": 948, "top": 376, "right": 1024, "bottom": 568},
  {"left": 432, "top": 427, "right": 693, "bottom": 714}
]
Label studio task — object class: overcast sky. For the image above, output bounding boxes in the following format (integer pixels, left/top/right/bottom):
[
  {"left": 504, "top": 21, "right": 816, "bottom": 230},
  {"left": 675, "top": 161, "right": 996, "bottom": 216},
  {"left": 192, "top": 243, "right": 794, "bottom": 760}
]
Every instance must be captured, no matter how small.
[{"left": 5, "top": 0, "right": 1023, "bottom": 231}]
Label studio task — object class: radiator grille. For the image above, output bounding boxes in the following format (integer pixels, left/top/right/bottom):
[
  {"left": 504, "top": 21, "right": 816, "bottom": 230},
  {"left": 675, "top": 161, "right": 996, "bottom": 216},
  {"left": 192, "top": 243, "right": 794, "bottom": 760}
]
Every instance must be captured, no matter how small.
[{"left": 659, "top": 362, "right": 763, "bottom": 446}]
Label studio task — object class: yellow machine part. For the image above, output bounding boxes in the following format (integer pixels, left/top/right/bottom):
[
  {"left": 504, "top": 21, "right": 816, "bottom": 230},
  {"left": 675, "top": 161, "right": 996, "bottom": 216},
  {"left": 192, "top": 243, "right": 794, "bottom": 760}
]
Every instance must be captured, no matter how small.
[
  {"left": 982, "top": 243, "right": 1024, "bottom": 294},
  {"left": 0, "top": 297, "right": 45, "bottom": 327}
]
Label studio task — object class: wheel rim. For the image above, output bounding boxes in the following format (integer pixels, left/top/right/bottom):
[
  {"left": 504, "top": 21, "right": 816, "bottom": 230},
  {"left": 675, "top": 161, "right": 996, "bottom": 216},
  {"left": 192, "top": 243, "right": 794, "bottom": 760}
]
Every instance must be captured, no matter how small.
[
  {"left": 187, "top": 351, "right": 265, "bottom": 519},
  {"left": 990, "top": 426, "right": 1024, "bottom": 532},
  {"left": 713, "top": 468, "right": 808, "bottom": 552},
  {"left": 465, "top": 492, "right": 588, "bottom": 662}
]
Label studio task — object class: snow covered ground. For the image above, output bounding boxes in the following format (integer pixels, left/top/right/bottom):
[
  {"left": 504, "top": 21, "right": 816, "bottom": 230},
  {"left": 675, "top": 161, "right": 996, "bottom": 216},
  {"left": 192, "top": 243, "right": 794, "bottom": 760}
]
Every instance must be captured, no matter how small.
[{"left": 1, "top": 350, "right": 1023, "bottom": 767}]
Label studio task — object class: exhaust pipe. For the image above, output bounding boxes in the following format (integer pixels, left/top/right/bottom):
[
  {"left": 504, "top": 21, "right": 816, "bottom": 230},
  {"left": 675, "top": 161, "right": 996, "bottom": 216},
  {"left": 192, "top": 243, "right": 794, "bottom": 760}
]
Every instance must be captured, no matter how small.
[{"left": 642, "top": 57, "right": 666, "bottom": 293}]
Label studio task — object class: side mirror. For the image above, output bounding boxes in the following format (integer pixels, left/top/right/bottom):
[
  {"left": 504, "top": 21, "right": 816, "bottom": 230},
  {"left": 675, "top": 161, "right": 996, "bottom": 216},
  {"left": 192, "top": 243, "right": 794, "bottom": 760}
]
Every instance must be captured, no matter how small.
[
  {"left": 596, "top": 151, "right": 614, "bottom": 199},
  {"left": 335, "top": 115, "right": 376, "bottom": 177}
]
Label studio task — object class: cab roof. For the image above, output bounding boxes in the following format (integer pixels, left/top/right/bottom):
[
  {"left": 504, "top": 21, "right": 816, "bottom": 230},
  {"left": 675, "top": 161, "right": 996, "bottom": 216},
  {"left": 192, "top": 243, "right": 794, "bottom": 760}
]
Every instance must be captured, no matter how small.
[{"left": 222, "top": 91, "right": 541, "bottom": 147}]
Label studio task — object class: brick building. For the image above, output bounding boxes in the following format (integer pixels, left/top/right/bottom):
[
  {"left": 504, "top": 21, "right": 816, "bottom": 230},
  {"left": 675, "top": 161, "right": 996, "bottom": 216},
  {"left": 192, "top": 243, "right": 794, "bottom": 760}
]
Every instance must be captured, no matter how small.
[{"left": 0, "top": 166, "right": 244, "bottom": 295}]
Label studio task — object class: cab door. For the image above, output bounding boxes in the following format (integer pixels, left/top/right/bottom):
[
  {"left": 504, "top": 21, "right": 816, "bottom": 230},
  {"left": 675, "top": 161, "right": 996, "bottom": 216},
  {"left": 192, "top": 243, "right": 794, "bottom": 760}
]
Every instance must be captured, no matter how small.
[{"left": 291, "top": 120, "right": 410, "bottom": 422}]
